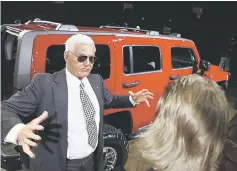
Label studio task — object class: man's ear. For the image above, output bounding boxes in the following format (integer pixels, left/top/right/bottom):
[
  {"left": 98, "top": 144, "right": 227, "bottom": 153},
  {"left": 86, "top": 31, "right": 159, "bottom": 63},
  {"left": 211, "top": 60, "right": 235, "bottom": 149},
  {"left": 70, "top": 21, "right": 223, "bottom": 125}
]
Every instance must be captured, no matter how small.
[{"left": 64, "top": 51, "right": 68, "bottom": 62}]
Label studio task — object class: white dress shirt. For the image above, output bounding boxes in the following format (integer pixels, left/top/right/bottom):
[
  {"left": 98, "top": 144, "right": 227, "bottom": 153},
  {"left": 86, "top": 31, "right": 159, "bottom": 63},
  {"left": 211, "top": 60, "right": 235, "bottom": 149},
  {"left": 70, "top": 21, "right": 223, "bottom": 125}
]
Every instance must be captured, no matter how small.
[
  {"left": 66, "top": 68, "right": 100, "bottom": 159},
  {"left": 4, "top": 68, "right": 136, "bottom": 159}
]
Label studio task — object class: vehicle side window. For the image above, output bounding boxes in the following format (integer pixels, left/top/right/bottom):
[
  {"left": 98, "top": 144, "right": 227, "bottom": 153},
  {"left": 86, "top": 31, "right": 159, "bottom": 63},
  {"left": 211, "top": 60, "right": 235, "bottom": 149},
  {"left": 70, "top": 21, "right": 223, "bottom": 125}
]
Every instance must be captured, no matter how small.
[
  {"left": 46, "top": 44, "right": 111, "bottom": 79},
  {"left": 1, "top": 32, "right": 18, "bottom": 100},
  {"left": 123, "top": 46, "right": 130, "bottom": 74},
  {"left": 91, "top": 45, "right": 110, "bottom": 79},
  {"left": 171, "top": 47, "right": 196, "bottom": 69},
  {"left": 123, "top": 46, "right": 161, "bottom": 74}
]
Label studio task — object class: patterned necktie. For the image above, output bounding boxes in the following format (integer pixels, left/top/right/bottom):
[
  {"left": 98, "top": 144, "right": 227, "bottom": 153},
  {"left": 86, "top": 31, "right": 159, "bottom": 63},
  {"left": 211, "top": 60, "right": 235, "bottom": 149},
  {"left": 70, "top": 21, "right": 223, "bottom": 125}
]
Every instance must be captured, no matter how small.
[{"left": 80, "top": 83, "right": 98, "bottom": 149}]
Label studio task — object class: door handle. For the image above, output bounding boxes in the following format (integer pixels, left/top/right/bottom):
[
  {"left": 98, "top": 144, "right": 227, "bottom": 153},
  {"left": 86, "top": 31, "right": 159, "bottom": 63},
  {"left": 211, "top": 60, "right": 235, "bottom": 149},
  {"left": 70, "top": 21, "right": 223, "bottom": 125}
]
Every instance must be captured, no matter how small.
[
  {"left": 122, "top": 80, "right": 140, "bottom": 88},
  {"left": 169, "top": 75, "right": 180, "bottom": 80}
]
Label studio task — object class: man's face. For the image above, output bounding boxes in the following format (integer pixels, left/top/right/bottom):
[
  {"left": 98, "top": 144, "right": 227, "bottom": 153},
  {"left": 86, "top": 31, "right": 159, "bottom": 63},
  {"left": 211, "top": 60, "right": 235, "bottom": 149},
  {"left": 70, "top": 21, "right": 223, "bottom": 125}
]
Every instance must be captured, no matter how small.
[{"left": 64, "top": 43, "right": 96, "bottom": 78}]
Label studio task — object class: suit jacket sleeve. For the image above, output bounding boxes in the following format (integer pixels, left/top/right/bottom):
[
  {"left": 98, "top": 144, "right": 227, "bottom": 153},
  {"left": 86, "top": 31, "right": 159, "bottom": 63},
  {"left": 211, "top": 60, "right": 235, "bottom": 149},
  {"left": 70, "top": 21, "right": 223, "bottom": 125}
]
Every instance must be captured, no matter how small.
[
  {"left": 100, "top": 76, "right": 134, "bottom": 109},
  {"left": 1, "top": 74, "right": 42, "bottom": 141}
]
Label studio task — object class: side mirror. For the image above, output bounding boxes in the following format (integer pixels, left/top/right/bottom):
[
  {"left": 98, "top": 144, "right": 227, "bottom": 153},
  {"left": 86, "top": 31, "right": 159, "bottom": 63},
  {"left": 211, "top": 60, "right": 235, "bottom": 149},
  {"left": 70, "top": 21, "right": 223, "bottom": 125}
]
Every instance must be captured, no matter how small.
[{"left": 199, "top": 60, "right": 210, "bottom": 71}]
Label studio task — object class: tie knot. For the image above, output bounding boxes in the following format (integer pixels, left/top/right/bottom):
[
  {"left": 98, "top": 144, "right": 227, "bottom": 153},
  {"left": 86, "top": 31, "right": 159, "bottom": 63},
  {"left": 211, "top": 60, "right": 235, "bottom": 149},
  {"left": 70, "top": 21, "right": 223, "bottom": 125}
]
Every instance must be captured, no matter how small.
[{"left": 80, "top": 82, "right": 84, "bottom": 88}]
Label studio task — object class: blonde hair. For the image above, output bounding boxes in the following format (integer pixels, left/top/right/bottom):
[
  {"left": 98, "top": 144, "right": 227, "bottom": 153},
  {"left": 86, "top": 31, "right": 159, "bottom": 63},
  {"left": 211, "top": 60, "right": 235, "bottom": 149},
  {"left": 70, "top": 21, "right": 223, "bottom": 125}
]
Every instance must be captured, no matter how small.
[{"left": 138, "top": 74, "right": 229, "bottom": 171}]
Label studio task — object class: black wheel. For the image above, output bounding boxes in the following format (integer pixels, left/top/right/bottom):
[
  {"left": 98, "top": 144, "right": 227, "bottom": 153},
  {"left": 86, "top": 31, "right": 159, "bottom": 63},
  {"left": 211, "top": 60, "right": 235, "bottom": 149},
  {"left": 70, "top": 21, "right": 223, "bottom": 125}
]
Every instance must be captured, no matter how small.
[
  {"left": 103, "top": 124, "right": 129, "bottom": 171},
  {"left": 1, "top": 143, "right": 22, "bottom": 171}
]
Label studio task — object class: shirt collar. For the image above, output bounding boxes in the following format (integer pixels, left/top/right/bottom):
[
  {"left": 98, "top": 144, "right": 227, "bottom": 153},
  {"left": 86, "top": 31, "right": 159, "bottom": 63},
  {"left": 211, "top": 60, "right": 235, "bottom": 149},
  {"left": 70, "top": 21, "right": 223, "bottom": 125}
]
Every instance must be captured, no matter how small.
[{"left": 65, "top": 67, "right": 84, "bottom": 87}]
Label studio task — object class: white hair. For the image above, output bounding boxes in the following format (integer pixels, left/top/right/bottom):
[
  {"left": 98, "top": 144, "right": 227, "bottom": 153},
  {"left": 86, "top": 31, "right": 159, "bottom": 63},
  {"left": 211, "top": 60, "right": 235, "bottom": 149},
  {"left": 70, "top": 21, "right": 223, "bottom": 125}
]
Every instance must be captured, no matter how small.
[{"left": 65, "top": 34, "right": 95, "bottom": 52}]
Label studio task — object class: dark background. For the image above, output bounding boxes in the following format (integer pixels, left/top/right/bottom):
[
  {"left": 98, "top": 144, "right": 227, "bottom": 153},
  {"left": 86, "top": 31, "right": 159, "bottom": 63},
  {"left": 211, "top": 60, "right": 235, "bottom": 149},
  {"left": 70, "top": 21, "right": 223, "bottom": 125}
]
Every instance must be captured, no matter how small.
[{"left": 2, "top": 1, "right": 237, "bottom": 67}]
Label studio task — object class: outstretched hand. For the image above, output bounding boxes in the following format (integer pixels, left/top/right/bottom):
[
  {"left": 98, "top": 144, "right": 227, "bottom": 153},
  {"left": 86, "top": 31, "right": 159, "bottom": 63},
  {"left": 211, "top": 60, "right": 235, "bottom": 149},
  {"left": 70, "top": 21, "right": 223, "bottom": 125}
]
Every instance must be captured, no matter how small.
[
  {"left": 129, "top": 89, "right": 154, "bottom": 107},
  {"left": 17, "top": 111, "right": 48, "bottom": 158}
]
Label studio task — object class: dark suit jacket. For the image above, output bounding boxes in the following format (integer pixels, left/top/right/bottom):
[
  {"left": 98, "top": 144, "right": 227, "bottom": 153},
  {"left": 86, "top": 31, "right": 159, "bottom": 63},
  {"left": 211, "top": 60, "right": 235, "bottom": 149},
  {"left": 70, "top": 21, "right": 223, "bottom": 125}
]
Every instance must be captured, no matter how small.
[
  {"left": 219, "top": 113, "right": 237, "bottom": 171},
  {"left": 1, "top": 69, "right": 134, "bottom": 171}
]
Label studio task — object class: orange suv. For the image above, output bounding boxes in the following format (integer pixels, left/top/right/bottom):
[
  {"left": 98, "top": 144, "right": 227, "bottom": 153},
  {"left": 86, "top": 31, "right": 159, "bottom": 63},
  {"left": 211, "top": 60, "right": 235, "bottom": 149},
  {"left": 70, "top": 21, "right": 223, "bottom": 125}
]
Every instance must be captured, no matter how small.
[{"left": 1, "top": 19, "right": 229, "bottom": 171}]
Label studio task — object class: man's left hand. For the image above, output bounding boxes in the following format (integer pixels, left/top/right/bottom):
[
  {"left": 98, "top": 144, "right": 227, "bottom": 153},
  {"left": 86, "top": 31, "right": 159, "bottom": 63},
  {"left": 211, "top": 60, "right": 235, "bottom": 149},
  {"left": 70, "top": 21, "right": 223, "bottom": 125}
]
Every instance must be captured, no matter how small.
[{"left": 129, "top": 89, "right": 154, "bottom": 107}]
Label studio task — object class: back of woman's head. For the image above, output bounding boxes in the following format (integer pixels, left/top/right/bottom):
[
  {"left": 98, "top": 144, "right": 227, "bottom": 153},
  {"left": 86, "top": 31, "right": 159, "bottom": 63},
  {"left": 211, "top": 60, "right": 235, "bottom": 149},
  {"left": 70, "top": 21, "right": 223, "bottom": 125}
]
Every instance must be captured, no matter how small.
[{"left": 138, "top": 74, "right": 229, "bottom": 171}]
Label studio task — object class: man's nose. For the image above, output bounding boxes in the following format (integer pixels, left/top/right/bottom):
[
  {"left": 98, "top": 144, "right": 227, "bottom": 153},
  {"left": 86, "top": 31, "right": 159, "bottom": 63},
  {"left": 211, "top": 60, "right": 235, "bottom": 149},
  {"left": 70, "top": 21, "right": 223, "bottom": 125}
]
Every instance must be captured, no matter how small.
[{"left": 83, "top": 58, "right": 91, "bottom": 65}]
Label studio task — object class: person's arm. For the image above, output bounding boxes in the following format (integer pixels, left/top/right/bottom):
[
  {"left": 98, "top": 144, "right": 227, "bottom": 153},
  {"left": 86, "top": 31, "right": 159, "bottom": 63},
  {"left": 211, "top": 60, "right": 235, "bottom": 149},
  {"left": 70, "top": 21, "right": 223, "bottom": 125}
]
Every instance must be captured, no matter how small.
[
  {"left": 100, "top": 76, "right": 135, "bottom": 109},
  {"left": 1, "top": 74, "right": 42, "bottom": 142},
  {"left": 4, "top": 123, "right": 26, "bottom": 144}
]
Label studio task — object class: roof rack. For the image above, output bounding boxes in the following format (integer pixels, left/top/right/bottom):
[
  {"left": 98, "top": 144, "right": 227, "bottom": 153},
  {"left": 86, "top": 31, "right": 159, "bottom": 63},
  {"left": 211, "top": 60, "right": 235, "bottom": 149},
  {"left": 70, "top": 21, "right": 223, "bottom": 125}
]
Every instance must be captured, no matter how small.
[
  {"left": 100, "top": 25, "right": 160, "bottom": 36},
  {"left": 25, "top": 18, "right": 79, "bottom": 31},
  {"left": 100, "top": 25, "right": 148, "bottom": 32},
  {"left": 168, "top": 32, "right": 182, "bottom": 38}
]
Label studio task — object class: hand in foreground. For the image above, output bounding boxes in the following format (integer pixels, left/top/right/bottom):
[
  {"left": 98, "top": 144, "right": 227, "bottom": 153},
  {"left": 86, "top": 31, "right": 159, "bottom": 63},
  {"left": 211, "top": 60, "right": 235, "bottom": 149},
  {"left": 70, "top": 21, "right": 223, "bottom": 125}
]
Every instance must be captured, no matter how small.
[
  {"left": 17, "top": 111, "right": 48, "bottom": 158},
  {"left": 129, "top": 89, "right": 154, "bottom": 107}
]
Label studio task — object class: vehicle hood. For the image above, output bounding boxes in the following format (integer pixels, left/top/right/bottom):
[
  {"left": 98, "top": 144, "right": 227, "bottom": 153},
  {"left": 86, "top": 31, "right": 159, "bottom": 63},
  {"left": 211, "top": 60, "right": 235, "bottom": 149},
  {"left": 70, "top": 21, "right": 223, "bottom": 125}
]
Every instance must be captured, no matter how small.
[{"left": 206, "top": 64, "right": 229, "bottom": 82}]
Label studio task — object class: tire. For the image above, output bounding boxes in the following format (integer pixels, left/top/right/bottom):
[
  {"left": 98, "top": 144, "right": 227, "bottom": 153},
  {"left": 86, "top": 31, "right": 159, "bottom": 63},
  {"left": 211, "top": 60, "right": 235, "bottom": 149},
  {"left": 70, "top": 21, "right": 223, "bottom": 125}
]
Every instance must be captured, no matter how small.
[
  {"left": 103, "top": 124, "right": 129, "bottom": 171},
  {"left": 1, "top": 143, "right": 22, "bottom": 171}
]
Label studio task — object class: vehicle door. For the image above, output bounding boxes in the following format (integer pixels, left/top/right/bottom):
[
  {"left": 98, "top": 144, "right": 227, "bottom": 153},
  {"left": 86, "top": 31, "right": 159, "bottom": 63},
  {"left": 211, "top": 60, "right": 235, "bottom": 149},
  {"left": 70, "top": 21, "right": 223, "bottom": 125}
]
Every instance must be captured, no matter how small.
[
  {"left": 113, "top": 36, "right": 170, "bottom": 132},
  {"left": 166, "top": 40, "right": 199, "bottom": 81}
]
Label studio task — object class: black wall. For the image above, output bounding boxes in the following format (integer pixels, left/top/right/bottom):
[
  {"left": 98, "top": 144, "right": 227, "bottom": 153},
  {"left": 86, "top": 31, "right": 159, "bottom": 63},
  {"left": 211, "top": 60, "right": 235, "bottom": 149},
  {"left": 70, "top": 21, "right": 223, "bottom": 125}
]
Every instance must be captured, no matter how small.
[{"left": 2, "top": 1, "right": 237, "bottom": 65}]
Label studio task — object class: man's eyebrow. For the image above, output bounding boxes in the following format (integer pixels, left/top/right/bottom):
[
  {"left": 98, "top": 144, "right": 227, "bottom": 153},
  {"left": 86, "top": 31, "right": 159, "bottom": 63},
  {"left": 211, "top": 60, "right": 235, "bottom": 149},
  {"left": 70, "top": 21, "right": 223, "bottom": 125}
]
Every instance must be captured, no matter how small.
[
  {"left": 74, "top": 52, "right": 87, "bottom": 56},
  {"left": 77, "top": 53, "right": 96, "bottom": 57}
]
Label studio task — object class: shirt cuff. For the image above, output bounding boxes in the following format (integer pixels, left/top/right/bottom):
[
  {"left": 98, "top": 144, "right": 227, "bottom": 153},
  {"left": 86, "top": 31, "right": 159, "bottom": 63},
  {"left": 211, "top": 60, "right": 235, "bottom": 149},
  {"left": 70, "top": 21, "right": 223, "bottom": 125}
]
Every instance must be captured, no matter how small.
[
  {"left": 129, "top": 95, "right": 138, "bottom": 106},
  {"left": 4, "top": 123, "right": 25, "bottom": 145}
]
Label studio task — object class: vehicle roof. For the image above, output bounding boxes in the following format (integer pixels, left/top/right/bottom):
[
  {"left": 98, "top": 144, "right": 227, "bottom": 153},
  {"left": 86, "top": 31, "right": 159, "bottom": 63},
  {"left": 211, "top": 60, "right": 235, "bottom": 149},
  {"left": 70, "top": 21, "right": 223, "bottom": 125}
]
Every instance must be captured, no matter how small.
[
  {"left": 5, "top": 22, "right": 146, "bottom": 35},
  {"left": 3, "top": 19, "right": 193, "bottom": 42},
  {"left": 7, "top": 24, "right": 140, "bottom": 33}
]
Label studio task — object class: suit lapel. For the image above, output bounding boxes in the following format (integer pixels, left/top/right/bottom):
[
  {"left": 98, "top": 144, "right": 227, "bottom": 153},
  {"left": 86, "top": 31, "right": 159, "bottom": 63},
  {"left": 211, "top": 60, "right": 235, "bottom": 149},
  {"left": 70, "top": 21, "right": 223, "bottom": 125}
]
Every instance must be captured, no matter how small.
[
  {"left": 53, "top": 69, "right": 68, "bottom": 124},
  {"left": 87, "top": 74, "right": 103, "bottom": 109},
  {"left": 52, "top": 69, "right": 68, "bottom": 164}
]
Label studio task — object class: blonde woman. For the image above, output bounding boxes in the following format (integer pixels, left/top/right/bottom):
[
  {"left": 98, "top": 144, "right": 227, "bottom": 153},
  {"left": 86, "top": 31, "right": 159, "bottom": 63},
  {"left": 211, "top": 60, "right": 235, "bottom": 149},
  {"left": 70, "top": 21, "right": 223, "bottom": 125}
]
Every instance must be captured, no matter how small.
[{"left": 138, "top": 74, "right": 229, "bottom": 171}]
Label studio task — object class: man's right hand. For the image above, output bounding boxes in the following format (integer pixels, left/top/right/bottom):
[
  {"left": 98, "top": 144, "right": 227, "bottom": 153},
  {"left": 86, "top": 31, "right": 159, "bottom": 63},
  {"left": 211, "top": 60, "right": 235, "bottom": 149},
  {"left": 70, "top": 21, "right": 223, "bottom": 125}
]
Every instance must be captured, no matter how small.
[{"left": 17, "top": 111, "right": 48, "bottom": 158}]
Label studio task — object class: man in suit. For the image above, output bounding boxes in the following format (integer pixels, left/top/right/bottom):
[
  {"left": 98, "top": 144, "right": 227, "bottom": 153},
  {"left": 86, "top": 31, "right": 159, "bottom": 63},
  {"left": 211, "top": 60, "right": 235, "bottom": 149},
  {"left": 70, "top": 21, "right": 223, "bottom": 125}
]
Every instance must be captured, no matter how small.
[{"left": 1, "top": 34, "right": 153, "bottom": 171}]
